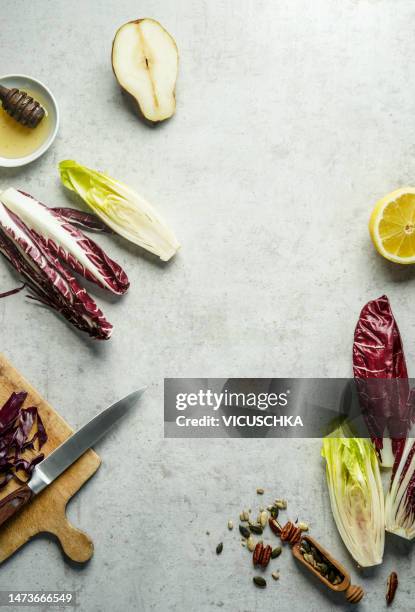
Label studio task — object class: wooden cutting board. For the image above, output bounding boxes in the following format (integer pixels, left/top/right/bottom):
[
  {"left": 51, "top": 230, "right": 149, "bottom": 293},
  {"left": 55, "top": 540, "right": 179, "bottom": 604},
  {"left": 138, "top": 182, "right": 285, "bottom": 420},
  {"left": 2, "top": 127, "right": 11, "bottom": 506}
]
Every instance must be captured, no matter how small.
[{"left": 0, "top": 353, "right": 101, "bottom": 563}]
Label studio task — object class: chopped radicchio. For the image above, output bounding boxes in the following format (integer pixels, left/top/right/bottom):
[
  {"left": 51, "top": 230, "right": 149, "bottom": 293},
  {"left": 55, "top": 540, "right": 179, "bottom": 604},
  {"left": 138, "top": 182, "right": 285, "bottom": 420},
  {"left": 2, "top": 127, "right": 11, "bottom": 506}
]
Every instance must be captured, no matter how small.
[
  {"left": 0, "top": 391, "right": 47, "bottom": 490},
  {"left": 353, "top": 295, "right": 411, "bottom": 467}
]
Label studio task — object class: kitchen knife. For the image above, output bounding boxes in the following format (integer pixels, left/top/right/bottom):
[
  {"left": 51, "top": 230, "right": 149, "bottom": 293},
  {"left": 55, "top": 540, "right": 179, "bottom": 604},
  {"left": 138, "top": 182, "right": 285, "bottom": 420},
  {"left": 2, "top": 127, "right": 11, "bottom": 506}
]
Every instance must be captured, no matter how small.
[{"left": 0, "top": 388, "right": 146, "bottom": 528}]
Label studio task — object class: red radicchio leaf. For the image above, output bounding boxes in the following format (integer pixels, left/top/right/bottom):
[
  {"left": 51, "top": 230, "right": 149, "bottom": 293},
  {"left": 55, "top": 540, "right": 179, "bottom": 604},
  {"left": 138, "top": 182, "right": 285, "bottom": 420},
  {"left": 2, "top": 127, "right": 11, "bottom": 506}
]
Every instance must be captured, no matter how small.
[
  {"left": 15, "top": 191, "right": 128, "bottom": 296},
  {"left": 0, "top": 283, "right": 26, "bottom": 298},
  {"left": 353, "top": 295, "right": 410, "bottom": 464},
  {"left": 0, "top": 203, "right": 113, "bottom": 340},
  {"left": 51, "top": 207, "right": 113, "bottom": 234},
  {"left": 0, "top": 392, "right": 47, "bottom": 490}
]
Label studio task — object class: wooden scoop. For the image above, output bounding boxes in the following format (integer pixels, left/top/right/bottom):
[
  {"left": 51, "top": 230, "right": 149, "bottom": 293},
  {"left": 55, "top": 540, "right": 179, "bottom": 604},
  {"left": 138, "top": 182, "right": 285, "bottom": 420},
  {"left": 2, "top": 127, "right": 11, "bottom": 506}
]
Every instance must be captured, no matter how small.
[
  {"left": 0, "top": 85, "right": 45, "bottom": 128},
  {"left": 292, "top": 535, "right": 364, "bottom": 604}
]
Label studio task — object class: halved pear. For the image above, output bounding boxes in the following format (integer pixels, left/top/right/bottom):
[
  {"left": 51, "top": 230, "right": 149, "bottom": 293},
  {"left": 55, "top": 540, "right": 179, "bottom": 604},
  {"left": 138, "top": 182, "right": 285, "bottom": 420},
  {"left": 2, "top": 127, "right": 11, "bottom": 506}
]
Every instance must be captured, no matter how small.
[{"left": 112, "top": 18, "right": 178, "bottom": 123}]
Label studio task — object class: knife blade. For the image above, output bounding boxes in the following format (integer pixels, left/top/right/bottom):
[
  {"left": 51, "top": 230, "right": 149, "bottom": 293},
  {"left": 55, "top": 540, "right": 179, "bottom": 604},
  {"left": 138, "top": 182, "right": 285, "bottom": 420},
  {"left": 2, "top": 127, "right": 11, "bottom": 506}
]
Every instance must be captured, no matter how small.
[{"left": 0, "top": 387, "right": 146, "bottom": 528}]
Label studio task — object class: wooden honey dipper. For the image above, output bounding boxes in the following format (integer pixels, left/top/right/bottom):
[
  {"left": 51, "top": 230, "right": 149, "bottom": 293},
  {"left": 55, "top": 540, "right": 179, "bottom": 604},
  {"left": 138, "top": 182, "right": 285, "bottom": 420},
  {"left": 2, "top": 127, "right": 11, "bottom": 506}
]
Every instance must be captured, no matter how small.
[{"left": 0, "top": 85, "right": 45, "bottom": 128}]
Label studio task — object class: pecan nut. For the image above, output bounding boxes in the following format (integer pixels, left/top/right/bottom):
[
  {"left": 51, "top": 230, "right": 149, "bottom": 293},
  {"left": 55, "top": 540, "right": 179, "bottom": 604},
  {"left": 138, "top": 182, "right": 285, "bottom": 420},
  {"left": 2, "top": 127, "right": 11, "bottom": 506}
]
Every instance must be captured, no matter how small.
[
  {"left": 253, "top": 542, "right": 272, "bottom": 567},
  {"left": 386, "top": 571, "right": 398, "bottom": 605},
  {"left": 269, "top": 517, "right": 282, "bottom": 536},
  {"left": 280, "top": 521, "right": 302, "bottom": 545},
  {"left": 259, "top": 544, "right": 272, "bottom": 568},
  {"left": 253, "top": 542, "right": 264, "bottom": 566}
]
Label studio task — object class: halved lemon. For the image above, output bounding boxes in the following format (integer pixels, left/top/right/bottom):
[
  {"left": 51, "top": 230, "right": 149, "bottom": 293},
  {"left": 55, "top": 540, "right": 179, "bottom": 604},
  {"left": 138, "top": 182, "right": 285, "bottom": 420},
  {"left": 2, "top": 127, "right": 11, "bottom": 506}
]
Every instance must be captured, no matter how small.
[{"left": 369, "top": 187, "right": 415, "bottom": 264}]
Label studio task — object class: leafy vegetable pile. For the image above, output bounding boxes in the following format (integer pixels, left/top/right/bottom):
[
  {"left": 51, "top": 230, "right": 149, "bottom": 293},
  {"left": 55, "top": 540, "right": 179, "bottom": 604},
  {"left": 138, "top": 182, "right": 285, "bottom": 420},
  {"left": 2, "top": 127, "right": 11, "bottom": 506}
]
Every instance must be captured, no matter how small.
[
  {"left": 0, "top": 162, "right": 180, "bottom": 339},
  {"left": 0, "top": 391, "right": 47, "bottom": 490},
  {"left": 323, "top": 295, "right": 415, "bottom": 568},
  {"left": 0, "top": 188, "right": 129, "bottom": 339}
]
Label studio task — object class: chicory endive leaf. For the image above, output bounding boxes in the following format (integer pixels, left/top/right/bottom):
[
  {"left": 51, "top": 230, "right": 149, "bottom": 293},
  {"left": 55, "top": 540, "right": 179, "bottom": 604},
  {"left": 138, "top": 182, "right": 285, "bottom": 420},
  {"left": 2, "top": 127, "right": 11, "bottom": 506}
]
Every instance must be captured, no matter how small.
[
  {"left": 321, "top": 423, "right": 385, "bottom": 567},
  {"left": 59, "top": 160, "right": 180, "bottom": 261},
  {"left": 385, "top": 423, "right": 415, "bottom": 540}
]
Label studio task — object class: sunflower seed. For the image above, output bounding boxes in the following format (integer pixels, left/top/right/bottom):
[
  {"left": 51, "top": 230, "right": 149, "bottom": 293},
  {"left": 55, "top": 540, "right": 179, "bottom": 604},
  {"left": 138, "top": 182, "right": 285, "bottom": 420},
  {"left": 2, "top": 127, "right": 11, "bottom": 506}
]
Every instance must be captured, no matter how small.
[
  {"left": 275, "top": 499, "right": 287, "bottom": 509},
  {"left": 259, "top": 511, "right": 268, "bottom": 528},
  {"left": 303, "top": 553, "right": 315, "bottom": 566},
  {"left": 247, "top": 535, "right": 256, "bottom": 552}
]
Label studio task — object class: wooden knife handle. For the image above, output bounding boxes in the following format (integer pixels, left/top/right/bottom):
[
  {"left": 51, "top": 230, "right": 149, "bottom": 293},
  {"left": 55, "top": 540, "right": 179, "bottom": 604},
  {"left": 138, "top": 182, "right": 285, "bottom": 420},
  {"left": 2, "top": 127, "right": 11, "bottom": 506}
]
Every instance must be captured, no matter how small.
[{"left": 0, "top": 484, "right": 33, "bottom": 528}]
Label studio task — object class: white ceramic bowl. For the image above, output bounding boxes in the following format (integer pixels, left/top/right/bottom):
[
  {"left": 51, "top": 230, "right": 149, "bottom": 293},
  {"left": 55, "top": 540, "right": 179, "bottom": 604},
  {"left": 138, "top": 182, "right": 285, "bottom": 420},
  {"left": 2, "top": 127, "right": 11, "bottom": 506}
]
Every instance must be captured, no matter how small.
[{"left": 0, "top": 74, "right": 59, "bottom": 168}]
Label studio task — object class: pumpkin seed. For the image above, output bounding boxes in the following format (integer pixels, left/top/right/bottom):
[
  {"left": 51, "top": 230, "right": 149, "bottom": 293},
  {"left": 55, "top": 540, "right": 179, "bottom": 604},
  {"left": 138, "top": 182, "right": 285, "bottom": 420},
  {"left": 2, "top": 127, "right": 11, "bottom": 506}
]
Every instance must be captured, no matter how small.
[
  {"left": 312, "top": 548, "right": 323, "bottom": 564},
  {"left": 216, "top": 542, "right": 223, "bottom": 555},
  {"left": 270, "top": 506, "right": 279, "bottom": 519},
  {"left": 271, "top": 546, "right": 282, "bottom": 559},
  {"left": 253, "top": 576, "right": 266, "bottom": 588},
  {"left": 239, "top": 525, "right": 250, "bottom": 538},
  {"left": 249, "top": 523, "right": 263, "bottom": 535},
  {"left": 300, "top": 540, "right": 311, "bottom": 554},
  {"left": 328, "top": 570, "right": 336, "bottom": 584},
  {"left": 317, "top": 562, "right": 328, "bottom": 574}
]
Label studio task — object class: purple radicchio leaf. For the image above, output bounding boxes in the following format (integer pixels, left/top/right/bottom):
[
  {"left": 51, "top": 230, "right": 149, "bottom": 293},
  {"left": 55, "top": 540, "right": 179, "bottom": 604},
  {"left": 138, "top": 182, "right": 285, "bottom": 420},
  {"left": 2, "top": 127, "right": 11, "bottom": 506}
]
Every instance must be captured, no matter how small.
[
  {"left": 353, "top": 295, "right": 410, "bottom": 466},
  {"left": 0, "top": 282, "right": 26, "bottom": 298},
  {"left": 0, "top": 201, "right": 113, "bottom": 340},
  {"left": 0, "top": 189, "right": 129, "bottom": 296},
  {"left": 51, "top": 207, "right": 114, "bottom": 234}
]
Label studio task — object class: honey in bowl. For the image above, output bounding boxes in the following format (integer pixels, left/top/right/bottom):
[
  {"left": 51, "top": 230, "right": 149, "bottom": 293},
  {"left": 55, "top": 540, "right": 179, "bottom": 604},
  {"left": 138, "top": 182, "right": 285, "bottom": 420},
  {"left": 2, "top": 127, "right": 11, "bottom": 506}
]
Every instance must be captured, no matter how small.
[{"left": 0, "top": 89, "right": 51, "bottom": 159}]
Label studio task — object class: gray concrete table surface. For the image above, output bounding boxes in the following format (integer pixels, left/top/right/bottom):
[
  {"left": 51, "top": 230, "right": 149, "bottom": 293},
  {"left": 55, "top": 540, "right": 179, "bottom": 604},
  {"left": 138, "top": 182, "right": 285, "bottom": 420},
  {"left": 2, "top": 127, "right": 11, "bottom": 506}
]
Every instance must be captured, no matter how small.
[{"left": 1, "top": 0, "right": 415, "bottom": 610}]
